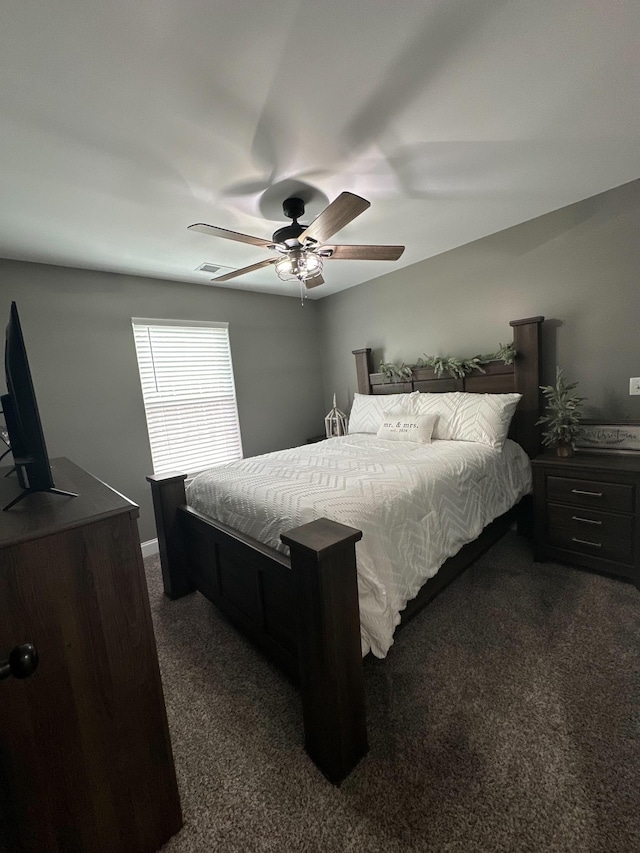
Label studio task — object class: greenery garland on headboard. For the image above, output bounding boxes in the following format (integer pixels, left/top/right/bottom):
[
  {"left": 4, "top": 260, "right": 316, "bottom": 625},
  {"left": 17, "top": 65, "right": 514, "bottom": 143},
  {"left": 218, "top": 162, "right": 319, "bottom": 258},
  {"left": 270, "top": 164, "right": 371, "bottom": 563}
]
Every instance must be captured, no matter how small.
[{"left": 379, "top": 342, "right": 516, "bottom": 382}]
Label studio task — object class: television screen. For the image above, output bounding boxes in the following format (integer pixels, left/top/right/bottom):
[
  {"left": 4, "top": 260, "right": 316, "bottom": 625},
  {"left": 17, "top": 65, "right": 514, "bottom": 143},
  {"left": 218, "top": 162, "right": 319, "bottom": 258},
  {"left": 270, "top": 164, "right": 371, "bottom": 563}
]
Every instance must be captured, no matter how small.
[{"left": 1, "top": 302, "right": 75, "bottom": 510}]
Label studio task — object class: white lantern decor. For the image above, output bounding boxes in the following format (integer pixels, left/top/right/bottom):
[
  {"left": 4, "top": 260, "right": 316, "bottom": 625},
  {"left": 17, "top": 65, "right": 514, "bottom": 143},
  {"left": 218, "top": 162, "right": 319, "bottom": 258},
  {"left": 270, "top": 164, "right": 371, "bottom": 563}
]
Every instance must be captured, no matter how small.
[{"left": 324, "top": 394, "right": 348, "bottom": 438}]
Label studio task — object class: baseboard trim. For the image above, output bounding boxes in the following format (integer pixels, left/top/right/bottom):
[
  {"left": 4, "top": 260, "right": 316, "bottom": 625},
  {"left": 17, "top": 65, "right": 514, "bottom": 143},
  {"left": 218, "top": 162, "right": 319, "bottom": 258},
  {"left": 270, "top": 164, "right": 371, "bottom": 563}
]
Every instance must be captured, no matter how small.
[{"left": 141, "top": 538, "right": 159, "bottom": 559}]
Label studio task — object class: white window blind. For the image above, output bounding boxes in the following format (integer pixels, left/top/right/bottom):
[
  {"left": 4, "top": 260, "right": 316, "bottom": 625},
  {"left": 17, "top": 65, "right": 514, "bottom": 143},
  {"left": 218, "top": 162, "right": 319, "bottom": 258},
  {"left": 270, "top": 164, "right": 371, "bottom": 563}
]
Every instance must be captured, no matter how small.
[{"left": 132, "top": 318, "right": 243, "bottom": 477}]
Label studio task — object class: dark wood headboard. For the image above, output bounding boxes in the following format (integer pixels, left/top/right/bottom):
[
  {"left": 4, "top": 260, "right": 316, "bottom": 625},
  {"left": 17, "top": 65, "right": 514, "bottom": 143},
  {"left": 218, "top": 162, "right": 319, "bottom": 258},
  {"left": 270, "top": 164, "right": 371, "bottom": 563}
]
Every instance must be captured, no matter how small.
[{"left": 352, "top": 316, "right": 544, "bottom": 458}]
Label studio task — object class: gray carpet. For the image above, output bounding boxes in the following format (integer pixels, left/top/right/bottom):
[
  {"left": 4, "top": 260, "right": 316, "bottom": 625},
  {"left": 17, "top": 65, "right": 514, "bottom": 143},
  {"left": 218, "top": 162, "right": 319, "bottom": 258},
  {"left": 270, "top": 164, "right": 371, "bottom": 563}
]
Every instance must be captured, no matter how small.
[{"left": 146, "top": 533, "right": 640, "bottom": 853}]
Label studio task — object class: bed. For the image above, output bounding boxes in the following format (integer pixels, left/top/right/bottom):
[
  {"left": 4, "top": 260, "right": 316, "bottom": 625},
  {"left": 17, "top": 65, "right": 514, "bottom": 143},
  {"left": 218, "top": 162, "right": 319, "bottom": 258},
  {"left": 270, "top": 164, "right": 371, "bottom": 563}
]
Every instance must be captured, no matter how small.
[{"left": 148, "top": 315, "right": 544, "bottom": 784}]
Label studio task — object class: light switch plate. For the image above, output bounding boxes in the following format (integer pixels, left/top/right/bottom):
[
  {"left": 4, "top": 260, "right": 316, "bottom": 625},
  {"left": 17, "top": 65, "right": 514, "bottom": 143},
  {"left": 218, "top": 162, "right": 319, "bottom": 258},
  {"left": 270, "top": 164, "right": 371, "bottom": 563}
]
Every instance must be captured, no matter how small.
[{"left": 630, "top": 377, "right": 640, "bottom": 395}]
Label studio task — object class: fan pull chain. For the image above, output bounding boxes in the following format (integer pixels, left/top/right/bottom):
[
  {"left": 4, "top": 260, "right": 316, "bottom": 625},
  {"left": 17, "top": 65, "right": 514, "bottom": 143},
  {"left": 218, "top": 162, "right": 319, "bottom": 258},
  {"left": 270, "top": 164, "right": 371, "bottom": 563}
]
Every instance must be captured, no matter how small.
[{"left": 300, "top": 280, "right": 306, "bottom": 306}]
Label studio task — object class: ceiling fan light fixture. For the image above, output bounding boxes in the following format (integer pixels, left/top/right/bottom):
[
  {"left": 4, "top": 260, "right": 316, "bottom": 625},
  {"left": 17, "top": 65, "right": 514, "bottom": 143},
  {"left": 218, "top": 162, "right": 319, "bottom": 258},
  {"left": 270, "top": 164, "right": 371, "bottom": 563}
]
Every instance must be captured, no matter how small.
[
  {"left": 189, "top": 191, "right": 404, "bottom": 289},
  {"left": 274, "top": 248, "right": 323, "bottom": 282}
]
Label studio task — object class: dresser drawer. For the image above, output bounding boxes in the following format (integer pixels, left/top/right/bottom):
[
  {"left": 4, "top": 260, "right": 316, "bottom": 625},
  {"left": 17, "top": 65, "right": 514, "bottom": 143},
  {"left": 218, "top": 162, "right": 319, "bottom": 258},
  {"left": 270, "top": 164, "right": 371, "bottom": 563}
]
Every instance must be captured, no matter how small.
[
  {"left": 547, "top": 475, "right": 634, "bottom": 513},
  {"left": 548, "top": 526, "right": 633, "bottom": 564},
  {"left": 547, "top": 504, "right": 633, "bottom": 540}
]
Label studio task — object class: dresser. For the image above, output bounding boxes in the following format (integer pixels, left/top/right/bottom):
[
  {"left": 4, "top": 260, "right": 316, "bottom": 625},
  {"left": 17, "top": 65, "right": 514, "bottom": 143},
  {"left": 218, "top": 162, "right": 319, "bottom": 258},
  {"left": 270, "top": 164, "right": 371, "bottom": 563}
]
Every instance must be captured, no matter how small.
[
  {"left": 0, "top": 458, "right": 182, "bottom": 852},
  {"left": 532, "top": 450, "right": 640, "bottom": 585}
]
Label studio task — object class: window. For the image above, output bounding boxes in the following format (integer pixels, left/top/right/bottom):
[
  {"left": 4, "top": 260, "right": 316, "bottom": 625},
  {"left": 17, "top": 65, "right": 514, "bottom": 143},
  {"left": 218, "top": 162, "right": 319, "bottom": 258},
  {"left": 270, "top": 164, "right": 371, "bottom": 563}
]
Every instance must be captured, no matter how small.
[{"left": 132, "top": 318, "right": 243, "bottom": 476}]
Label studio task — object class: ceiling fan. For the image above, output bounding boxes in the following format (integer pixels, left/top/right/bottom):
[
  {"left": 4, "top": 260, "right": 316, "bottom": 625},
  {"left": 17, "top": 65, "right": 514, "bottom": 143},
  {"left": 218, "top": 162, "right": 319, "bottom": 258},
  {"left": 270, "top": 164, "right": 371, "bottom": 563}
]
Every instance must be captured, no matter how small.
[{"left": 188, "top": 192, "right": 405, "bottom": 290}]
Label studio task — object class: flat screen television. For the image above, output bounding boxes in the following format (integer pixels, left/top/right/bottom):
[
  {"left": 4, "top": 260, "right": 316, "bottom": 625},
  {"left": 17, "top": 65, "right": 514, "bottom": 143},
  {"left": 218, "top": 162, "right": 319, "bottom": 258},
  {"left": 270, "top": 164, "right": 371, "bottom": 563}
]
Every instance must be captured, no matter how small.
[{"left": 1, "top": 302, "right": 75, "bottom": 510}]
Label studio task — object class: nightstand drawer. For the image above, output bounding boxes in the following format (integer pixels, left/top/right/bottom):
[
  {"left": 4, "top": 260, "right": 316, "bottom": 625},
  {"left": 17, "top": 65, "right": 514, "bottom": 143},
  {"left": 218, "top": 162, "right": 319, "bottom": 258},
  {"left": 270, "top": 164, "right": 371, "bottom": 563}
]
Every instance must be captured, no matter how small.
[
  {"left": 547, "top": 475, "right": 633, "bottom": 513},
  {"left": 547, "top": 504, "right": 633, "bottom": 540},
  {"left": 548, "top": 526, "right": 633, "bottom": 563}
]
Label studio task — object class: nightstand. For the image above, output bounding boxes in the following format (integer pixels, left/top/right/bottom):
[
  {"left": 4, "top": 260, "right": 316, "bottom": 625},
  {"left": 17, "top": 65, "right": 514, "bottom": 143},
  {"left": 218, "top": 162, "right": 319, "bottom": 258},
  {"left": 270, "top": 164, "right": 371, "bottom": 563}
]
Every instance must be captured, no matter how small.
[
  {"left": 306, "top": 434, "right": 327, "bottom": 444},
  {"left": 532, "top": 451, "right": 640, "bottom": 586}
]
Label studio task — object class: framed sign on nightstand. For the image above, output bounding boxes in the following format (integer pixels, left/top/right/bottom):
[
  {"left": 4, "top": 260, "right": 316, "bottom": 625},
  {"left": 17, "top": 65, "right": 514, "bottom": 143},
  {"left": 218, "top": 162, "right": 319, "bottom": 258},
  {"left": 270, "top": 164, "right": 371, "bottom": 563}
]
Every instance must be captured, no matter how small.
[{"left": 576, "top": 421, "right": 640, "bottom": 454}]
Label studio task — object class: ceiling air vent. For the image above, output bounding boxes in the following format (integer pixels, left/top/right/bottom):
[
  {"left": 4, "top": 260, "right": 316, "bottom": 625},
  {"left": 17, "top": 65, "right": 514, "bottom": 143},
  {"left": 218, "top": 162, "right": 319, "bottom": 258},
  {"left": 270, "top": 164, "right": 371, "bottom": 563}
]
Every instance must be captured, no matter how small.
[{"left": 197, "top": 263, "right": 224, "bottom": 274}]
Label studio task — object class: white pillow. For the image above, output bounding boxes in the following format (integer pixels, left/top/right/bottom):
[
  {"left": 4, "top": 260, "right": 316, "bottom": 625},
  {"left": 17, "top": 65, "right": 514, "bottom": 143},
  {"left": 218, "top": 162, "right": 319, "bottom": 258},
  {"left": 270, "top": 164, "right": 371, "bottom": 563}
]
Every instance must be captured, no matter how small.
[
  {"left": 411, "top": 393, "right": 460, "bottom": 440},
  {"left": 376, "top": 412, "right": 438, "bottom": 444},
  {"left": 413, "top": 392, "right": 521, "bottom": 449},
  {"left": 348, "top": 392, "right": 418, "bottom": 434}
]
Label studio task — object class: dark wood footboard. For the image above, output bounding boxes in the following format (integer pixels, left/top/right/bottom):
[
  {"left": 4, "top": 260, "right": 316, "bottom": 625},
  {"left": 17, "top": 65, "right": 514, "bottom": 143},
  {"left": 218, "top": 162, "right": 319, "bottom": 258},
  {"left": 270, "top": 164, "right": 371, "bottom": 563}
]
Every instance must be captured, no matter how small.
[{"left": 147, "top": 473, "right": 367, "bottom": 785}]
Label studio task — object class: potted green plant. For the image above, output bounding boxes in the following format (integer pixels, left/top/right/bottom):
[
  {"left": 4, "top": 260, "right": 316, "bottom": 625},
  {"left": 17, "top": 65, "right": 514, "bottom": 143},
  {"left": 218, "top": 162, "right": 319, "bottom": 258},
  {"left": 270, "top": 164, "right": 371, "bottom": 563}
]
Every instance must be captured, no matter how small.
[{"left": 537, "top": 367, "right": 586, "bottom": 457}]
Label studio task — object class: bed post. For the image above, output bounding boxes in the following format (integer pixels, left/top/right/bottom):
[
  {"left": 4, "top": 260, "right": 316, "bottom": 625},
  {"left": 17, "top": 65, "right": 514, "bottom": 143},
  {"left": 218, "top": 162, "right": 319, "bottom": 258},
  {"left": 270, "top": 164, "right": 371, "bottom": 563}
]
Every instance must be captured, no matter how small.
[
  {"left": 281, "top": 518, "right": 368, "bottom": 785},
  {"left": 352, "top": 348, "right": 373, "bottom": 394},
  {"left": 509, "top": 316, "right": 544, "bottom": 459},
  {"left": 146, "top": 473, "right": 195, "bottom": 600}
]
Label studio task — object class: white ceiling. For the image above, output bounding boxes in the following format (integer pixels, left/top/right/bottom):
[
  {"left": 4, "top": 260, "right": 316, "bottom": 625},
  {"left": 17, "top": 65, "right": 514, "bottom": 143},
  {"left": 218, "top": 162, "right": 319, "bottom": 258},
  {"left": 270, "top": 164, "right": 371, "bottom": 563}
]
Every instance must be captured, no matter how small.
[{"left": 1, "top": 0, "right": 639, "bottom": 299}]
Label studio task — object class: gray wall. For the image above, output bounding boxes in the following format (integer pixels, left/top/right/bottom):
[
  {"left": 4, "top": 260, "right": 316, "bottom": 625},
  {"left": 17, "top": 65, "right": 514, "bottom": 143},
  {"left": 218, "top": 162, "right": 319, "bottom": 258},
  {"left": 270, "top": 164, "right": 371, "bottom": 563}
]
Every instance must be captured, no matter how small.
[
  {"left": 0, "top": 260, "right": 325, "bottom": 540},
  {"left": 319, "top": 179, "right": 640, "bottom": 424},
  {"left": 2, "top": 179, "right": 638, "bottom": 542}
]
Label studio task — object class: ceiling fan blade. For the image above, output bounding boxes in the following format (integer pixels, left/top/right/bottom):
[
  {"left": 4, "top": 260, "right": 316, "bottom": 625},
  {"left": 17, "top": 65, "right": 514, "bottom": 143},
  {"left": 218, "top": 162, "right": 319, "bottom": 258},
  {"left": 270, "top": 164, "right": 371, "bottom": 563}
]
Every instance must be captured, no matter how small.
[
  {"left": 188, "top": 223, "right": 272, "bottom": 248},
  {"left": 297, "top": 192, "right": 370, "bottom": 246},
  {"left": 324, "top": 244, "right": 405, "bottom": 261},
  {"left": 305, "top": 275, "right": 325, "bottom": 289},
  {"left": 212, "top": 258, "right": 277, "bottom": 282}
]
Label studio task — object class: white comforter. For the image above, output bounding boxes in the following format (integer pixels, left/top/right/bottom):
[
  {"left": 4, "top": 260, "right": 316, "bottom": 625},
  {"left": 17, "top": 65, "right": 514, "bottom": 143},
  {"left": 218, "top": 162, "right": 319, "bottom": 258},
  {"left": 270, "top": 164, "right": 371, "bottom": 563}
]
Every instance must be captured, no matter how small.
[{"left": 187, "top": 435, "right": 532, "bottom": 658}]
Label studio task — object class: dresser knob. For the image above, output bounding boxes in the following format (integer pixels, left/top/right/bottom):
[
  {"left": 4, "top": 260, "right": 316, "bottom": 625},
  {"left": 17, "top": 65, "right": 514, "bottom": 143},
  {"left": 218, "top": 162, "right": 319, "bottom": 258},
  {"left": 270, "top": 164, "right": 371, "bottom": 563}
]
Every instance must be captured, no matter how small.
[{"left": 0, "top": 643, "right": 39, "bottom": 681}]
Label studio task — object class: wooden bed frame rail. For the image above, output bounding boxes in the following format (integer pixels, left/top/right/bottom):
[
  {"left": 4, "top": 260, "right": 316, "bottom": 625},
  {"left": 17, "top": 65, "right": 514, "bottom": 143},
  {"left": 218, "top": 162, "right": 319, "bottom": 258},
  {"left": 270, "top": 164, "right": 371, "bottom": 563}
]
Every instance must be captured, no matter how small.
[{"left": 148, "top": 316, "right": 544, "bottom": 785}]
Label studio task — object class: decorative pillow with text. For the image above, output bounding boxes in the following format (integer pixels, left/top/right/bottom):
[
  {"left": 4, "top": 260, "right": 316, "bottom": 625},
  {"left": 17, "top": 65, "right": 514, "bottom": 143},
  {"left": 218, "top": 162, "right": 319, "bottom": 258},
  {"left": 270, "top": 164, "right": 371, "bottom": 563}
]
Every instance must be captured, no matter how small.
[
  {"left": 376, "top": 412, "right": 438, "bottom": 443},
  {"left": 348, "top": 391, "right": 419, "bottom": 434}
]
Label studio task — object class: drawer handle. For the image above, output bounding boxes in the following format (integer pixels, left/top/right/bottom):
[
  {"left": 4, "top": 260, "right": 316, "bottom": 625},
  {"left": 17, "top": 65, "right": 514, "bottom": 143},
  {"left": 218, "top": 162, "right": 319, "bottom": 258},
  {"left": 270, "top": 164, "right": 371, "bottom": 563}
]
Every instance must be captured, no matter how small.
[
  {"left": 571, "top": 515, "right": 602, "bottom": 526},
  {"left": 571, "top": 537, "right": 602, "bottom": 548},
  {"left": 571, "top": 489, "right": 603, "bottom": 497}
]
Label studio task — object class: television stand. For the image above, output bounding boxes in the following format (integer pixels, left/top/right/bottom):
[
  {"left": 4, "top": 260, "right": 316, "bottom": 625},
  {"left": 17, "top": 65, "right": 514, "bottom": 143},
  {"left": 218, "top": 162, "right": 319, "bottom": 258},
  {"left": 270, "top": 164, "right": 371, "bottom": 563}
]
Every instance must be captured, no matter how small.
[
  {"left": 2, "top": 484, "right": 77, "bottom": 511},
  {"left": 2, "top": 458, "right": 78, "bottom": 510}
]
